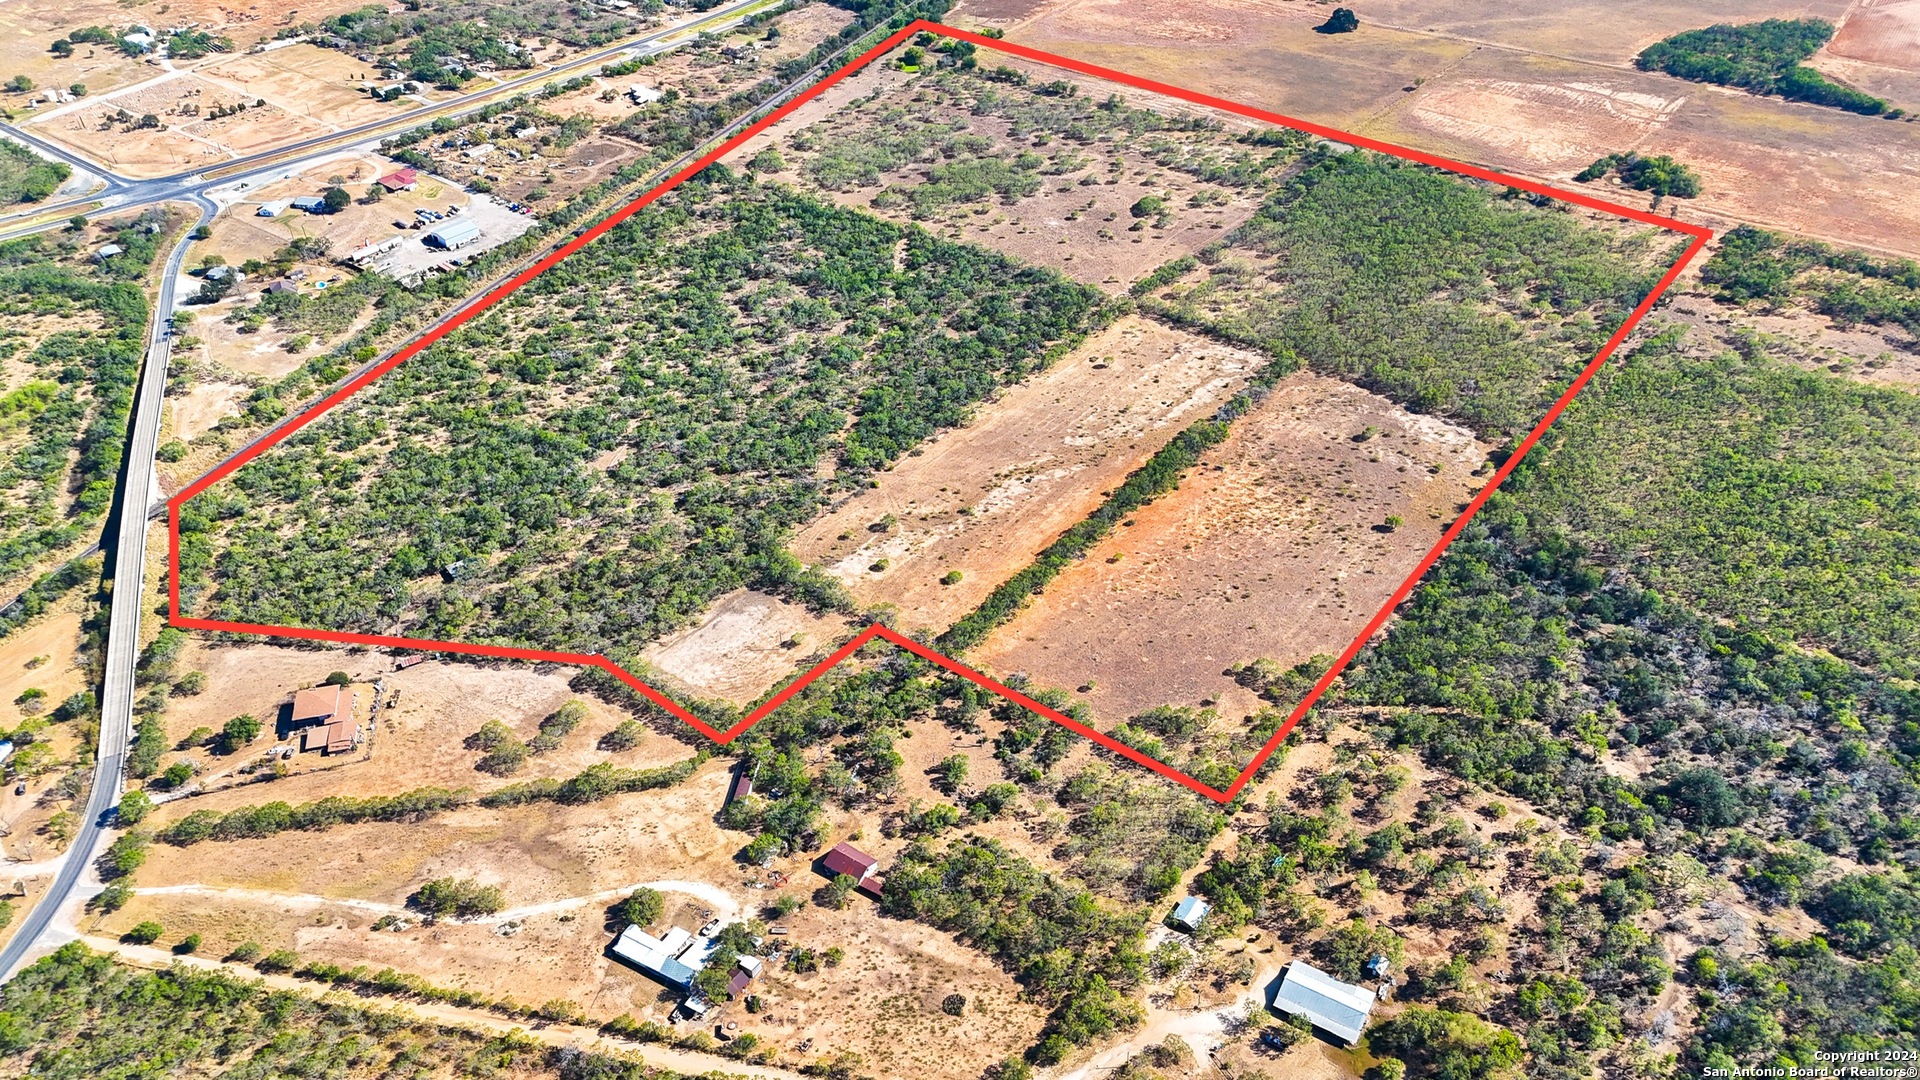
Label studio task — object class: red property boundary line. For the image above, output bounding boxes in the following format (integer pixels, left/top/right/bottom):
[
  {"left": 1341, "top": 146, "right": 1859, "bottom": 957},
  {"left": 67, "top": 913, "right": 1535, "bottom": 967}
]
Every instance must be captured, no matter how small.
[{"left": 167, "top": 20, "right": 1713, "bottom": 805}]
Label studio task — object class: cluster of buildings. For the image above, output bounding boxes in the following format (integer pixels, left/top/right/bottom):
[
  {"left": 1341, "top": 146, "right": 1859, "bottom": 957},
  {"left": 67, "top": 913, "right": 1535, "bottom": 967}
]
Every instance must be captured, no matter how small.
[{"left": 610, "top": 922, "right": 764, "bottom": 1020}]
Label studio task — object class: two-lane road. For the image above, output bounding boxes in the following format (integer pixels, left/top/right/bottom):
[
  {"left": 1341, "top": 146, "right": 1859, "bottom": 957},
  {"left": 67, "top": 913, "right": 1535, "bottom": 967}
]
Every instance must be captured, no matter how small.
[
  {"left": 0, "top": 0, "right": 773, "bottom": 230},
  {"left": 0, "top": 196, "right": 211, "bottom": 980}
]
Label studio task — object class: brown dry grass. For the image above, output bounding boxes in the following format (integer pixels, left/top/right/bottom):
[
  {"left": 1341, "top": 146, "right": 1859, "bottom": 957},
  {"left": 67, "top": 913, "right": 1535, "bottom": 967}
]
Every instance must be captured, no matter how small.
[
  {"left": 24, "top": 74, "right": 329, "bottom": 176},
  {"left": 196, "top": 44, "right": 396, "bottom": 129},
  {"left": 639, "top": 589, "right": 852, "bottom": 706},
  {"left": 791, "top": 316, "right": 1260, "bottom": 637},
  {"left": 972, "top": 371, "right": 1490, "bottom": 728},
  {"left": 0, "top": 0, "right": 371, "bottom": 102},
  {"left": 954, "top": 0, "right": 1920, "bottom": 259},
  {"left": 150, "top": 641, "right": 696, "bottom": 804}
]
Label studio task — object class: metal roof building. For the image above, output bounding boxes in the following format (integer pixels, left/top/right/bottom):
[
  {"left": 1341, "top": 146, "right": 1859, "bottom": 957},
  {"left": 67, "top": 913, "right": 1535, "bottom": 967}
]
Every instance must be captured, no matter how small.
[
  {"left": 1171, "top": 896, "right": 1209, "bottom": 932},
  {"left": 610, "top": 925, "right": 700, "bottom": 989},
  {"left": 424, "top": 217, "right": 482, "bottom": 250},
  {"left": 1270, "top": 961, "right": 1376, "bottom": 1046}
]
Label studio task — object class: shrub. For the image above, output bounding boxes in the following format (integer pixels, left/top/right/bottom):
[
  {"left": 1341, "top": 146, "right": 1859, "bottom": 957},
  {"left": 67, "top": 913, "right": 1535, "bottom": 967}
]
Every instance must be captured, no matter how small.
[{"left": 123, "top": 921, "right": 163, "bottom": 945}]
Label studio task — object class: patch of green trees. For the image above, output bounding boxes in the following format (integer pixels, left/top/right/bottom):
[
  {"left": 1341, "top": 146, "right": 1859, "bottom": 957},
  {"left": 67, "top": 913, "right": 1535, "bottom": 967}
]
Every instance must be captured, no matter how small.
[{"left": 1635, "top": 20, "right": 1890, "bottom": 115}]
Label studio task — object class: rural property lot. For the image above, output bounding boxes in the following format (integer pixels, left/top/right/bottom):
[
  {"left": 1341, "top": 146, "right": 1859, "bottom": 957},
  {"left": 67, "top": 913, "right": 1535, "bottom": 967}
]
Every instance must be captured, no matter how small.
[
  {"left": 971, "top": 371, "right": 1491, "bottom": 729},
  {"left": 789, "top": 315, "right": 1261, "bottom": 638},
  {"left": 170, "top": 23, "right": 1703, "bottom": 801}
]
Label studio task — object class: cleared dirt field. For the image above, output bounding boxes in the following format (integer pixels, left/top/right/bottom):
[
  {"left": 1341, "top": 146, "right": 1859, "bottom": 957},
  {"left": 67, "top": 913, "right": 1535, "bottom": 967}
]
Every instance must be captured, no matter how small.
[
  {"left": 152, "top": 640, "right": 694, "bottom": 804},
  {"left": 1814, "top": 0, "right": 1920, "bottom": 103},
  {"left": 959, "top": 0, "right": 1920, "bottom": 259},
  {"left": 1359, "top": 50, "right": 1920, "bottom": 258},
  {"left": 791, "top": 316, "right": 1260, "bottom": 637},
  {"left": 973, "top": 371, "right": 1490, "bottom": 728},
  {"left": 196, "top": 44, "right": 397, "bottom": 129},
  {"left": 957, "top": 0, "right": 1475, "bottom": 130},
  {"left": 1828, "top": 0, "right": 1920, "bottom": 67},
  {"left": 168, "top": 378, "right": 251, "bottom": 441},
  {"left": 1388, "top": 64, "right": 1687, "bottom": 177},
  {"left": 0, "top": 0, "right": 365, "bottom": 102},
  {"left": 638, "top": 588, "right": 852, "bottom": 706},
  {"left": 25, "top": 74, "right": 330, "bottom": 176}
]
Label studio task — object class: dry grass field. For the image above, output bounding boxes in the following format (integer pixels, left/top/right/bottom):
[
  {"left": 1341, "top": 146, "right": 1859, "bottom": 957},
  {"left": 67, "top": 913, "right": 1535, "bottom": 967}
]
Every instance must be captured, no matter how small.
[
  {"left": 639, "top": 588, "right": 852, "bottom": 706},
  {"left": 24, "top": 74, "right": 331, "bottom": 175},
  {"left": 972, "top": 371, "right": 1490, "bottom": 728},
  {"left": 0, "top": 0, "right": 364, "bottom": 103},
  {"left": 196, "top": 44, "right": 398, "bottom": 129},
  {"left": 148, "top": 640, "right": 694, "bottom": 803},
  {"left": 955, "top": 0, "right": 1920, "bottom": 259},
  {"left": 791, "top": 316, "right": 1260, "bottom": 638}
]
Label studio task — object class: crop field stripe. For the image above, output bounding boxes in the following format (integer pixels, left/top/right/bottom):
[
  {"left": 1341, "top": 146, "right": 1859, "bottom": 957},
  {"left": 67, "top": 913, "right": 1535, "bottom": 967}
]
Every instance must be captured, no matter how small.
[{"left": 165, "top": 19, "right": 1709, "bottom": 805}]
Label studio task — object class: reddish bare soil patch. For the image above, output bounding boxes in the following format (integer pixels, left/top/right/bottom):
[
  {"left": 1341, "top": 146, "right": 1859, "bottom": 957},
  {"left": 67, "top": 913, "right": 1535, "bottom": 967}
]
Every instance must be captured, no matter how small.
[
  {"left": 1391, "top": 66, "right": 1687, "bottom": 175},
  {"left": 963, "top": 0, "right": 1475, "bottom": 129},
  {"left": 973, "top": 372, "right": 1490, "bottom": 727},
  {"left": 791, "top": 316, "right": 1259, "bottom": 637},
  {"left": 1829, "top": 0, "right": 1920, "bottom": 68},
  {"left": 1360, "top": 50, "right": 1920, "bottom": 258},
  {"left": 639, "top": 589, "right": 853, "bottom": 706}
]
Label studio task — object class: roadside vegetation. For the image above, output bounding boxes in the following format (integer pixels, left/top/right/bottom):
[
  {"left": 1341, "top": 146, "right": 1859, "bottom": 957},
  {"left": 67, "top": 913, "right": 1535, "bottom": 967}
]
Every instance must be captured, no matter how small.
[
  {"left": 0, "top": 138, "right": 71, "bottom": 205},
  {"left": 0, "top": 211, "right": 169, "bottom": 619}
]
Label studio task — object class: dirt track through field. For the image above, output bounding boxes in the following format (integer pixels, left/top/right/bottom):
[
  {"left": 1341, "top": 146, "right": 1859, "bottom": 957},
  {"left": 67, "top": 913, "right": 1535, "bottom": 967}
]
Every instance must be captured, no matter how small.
[{"left": 134, "top": 877, "right": 741, "bottom": 923}]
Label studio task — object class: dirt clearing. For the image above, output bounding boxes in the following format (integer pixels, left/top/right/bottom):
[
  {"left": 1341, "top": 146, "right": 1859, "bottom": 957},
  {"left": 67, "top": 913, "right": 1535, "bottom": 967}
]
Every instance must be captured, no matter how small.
[
  {"left": 150, "top": 641, "right": 695, "bottom": 807},
  {"left": 638, "top": 589, "right": 852, "bottom": 706},
  {"left": 790, "top": 316, "right": 1260, "bottom": 637},
  {"left": 727, "top": 57, "right": 1270, "bottom": 291},
  {"left": 25, "top": 74, "right": 330, "bottom": 177},
  {"left": 1359, "top": 49, "right": 1920, "bottom": 258},
  {"left": 972, "top": 371, "right": 1491, "bottom": 727},
  {"left": 197, "top": 44, "right": 397, "bottom": 129}
]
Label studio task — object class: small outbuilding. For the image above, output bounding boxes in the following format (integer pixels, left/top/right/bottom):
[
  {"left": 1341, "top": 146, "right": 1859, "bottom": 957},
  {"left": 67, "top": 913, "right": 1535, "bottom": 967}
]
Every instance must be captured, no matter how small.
[
  {"left": 1170, "top": 896, "right": 1210, "bottom": 932},
  {"left": 93, "top": 243, "right": 124, "bottom": 261},
  {"left": 1270, "top": 961, "right": 1376, "bottom": 1047},
  {"left": 256, "top": 201, "right": 289, "bottom": 217},
  {"left": 820, "top": 841, "right": 882, "bottom": 895}
]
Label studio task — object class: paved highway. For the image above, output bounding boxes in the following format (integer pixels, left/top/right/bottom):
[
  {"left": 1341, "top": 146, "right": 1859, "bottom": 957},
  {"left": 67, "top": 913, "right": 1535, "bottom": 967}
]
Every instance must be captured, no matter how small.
[
  {"left": 0, "top": 0, "right": 772, "bottom": 232},
  {"left": 0, "top": 194, "right": 211, "bottom": 981}
]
